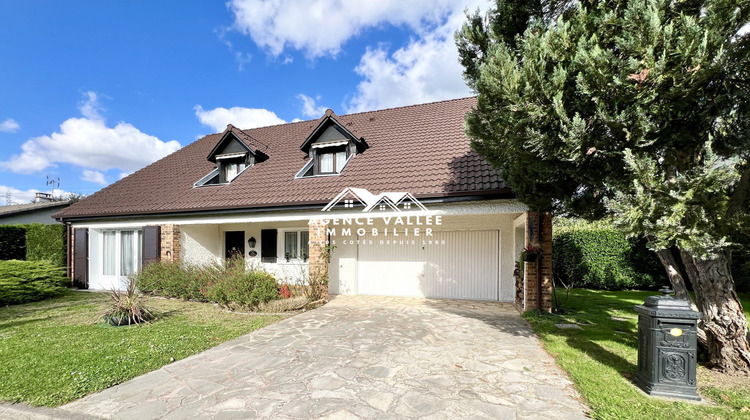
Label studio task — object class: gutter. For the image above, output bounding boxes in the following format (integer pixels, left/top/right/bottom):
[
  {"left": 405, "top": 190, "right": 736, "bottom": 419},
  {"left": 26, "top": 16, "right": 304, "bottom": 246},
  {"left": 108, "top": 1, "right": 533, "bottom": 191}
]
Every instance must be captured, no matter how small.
[{"left": 56, "top": 191, "right": 517, "bottom": 223}]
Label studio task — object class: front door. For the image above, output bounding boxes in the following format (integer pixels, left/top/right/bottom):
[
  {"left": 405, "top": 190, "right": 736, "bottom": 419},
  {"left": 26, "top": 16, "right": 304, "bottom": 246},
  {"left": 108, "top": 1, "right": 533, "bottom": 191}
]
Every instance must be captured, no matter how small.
[{"left": 225, "top": 231, "right": 245, "bottom": 259}]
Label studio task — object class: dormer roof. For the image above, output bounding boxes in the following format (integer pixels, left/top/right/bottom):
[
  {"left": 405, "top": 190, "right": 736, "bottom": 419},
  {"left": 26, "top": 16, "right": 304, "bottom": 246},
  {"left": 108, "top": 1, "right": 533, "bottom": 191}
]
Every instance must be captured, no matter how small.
[
  {"left": 207, "top": 124, "right": 269, "bottom": 163},
  {"left": 299, "top": 109, "right": 369, "bottom": 154}
]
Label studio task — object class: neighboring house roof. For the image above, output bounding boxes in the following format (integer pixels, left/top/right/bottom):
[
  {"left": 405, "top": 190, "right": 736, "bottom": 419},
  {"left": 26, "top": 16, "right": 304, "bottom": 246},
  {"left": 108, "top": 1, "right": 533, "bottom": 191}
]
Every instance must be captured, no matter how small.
[
  {"left": 0, "top": 201, "right": 71, "bottom": 218},
  {"left": 55, "top": 97, "right": 510, "bottom": 221}
]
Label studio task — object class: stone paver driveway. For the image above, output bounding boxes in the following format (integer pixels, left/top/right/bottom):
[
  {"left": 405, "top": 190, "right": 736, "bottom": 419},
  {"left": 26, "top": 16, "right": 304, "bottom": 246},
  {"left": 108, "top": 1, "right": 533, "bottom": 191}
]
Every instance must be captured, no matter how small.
[{"left": 62, "top": 296, "right": 588, "bottom": 419}]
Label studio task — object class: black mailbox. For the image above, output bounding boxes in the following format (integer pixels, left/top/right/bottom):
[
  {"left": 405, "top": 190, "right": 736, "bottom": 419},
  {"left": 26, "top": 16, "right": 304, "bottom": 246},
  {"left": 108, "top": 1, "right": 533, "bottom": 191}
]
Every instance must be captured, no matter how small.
[{"left": 634, "top": 286, "right": 701, "bottom": 400}]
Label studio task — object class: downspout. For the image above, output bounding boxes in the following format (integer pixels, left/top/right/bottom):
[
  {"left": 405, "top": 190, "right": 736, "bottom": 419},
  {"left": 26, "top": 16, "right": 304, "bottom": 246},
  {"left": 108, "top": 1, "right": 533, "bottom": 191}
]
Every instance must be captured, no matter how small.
[
  {"left": 537, "top": 213, "right": 542, "bottom": 312},
  {"left": 65, "top": 222, "right": 72, "bottom": 283}
]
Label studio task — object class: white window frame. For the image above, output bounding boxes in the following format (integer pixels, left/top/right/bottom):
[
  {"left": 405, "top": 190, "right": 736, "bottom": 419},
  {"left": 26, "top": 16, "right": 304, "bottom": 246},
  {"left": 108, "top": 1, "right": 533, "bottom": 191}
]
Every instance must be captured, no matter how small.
[
  {"left": 278, "top": 229, "right": 310, "bottom": 262},
  {"left": 294, "top": 144, "right": 354, "bottom": 179},
  {"left": 101, "top": 229, "right": 143, "bottom": 278}
]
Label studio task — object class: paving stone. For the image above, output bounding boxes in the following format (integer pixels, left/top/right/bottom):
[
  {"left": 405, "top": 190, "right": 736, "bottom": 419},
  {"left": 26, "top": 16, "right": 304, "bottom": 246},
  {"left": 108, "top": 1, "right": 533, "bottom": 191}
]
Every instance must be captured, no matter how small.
[
  {"left": 309, "top": 374, "right": 348, "bottom": 391},
  {"left": 393, "top": 392, "right": 450, "bottom": 418},
  {"left": 115, "top": 400, "right": 169, "bottom": 419},
  {"left": 60, "top": 296, "right": 587, "bottom": 420}
]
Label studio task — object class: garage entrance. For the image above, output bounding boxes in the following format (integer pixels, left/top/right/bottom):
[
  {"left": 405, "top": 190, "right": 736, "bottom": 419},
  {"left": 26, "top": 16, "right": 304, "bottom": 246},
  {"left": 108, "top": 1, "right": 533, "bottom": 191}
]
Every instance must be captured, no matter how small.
[{"left": 355, "top": 230, "right": 500, "bottom": 301}]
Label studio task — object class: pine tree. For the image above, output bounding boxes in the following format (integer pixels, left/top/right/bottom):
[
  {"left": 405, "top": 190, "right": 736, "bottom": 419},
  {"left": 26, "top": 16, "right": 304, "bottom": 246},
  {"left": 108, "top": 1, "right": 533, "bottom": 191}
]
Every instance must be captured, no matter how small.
[{"left": 457, "top": 0, "right": 750, "bottom": 373}]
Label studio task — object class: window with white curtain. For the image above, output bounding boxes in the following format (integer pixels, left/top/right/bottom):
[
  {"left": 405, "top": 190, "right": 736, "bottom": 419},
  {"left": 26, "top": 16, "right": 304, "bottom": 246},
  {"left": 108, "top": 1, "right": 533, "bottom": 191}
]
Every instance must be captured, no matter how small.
[
  {"left": 335, "top": 151, "right": 346, "bottom": 170},
  {"left": 102, "top": 230, "right": 143, "bottom": 277},
  {"left": 284, "top": 231, "right": 297, "bottom": 260},
  {"left": 284, "top": 230, "right": 309, "bottom": 261},
  {"left": 300, "top": 231, "right": 309, "bottom": 259},
  {"left": 120, "top": 231, "right": 134, "bottom": 276},
  {"left": 319, "top": 153, "right": 334, "bottom": 173},
  {"left": 103, "top": 231, "right": 116, "bottom": 276}
]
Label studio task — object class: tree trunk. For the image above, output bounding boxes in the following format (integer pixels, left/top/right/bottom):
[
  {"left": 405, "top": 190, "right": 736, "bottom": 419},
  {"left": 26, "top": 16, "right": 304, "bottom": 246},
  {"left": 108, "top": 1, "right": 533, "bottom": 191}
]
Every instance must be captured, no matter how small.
[
  {"left": 679, "top": 249, "right": 750, "bottom": 374},
  {"left": 655, "top": 248, "right": 708, "bottom": 345},
  {"left": 655, "top": 248, "right": 693, "bottom": 303}
]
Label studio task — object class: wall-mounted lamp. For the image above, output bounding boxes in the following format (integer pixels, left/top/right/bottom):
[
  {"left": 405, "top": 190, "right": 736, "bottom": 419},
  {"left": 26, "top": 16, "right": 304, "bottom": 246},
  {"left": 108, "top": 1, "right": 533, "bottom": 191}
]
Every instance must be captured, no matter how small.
[{"left": 248, "top": 236, "right": 257, "bottom": 248}]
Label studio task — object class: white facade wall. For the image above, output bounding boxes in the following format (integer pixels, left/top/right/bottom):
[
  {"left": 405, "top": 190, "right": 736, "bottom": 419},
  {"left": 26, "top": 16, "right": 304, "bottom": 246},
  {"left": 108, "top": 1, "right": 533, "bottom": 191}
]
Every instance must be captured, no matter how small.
[
  {"left": 73, "top": 199, "right": 528, "bottom": 295},
  {"left": 180, "top": 224, "right": 221, "bottom": 266}
]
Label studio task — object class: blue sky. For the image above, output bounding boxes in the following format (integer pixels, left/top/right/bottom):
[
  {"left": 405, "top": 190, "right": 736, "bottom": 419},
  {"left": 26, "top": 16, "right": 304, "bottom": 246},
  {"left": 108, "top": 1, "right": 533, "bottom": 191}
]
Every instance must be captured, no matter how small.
[{"left": 0, "top": 0, "right": 490, "bottom": 204}]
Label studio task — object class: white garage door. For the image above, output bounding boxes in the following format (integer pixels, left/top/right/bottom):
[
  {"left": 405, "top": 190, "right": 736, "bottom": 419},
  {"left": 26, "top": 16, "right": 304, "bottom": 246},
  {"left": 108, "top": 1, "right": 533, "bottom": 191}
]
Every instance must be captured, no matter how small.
[{"left": 356, "top": 230, "right": 499, "bottom": 300}]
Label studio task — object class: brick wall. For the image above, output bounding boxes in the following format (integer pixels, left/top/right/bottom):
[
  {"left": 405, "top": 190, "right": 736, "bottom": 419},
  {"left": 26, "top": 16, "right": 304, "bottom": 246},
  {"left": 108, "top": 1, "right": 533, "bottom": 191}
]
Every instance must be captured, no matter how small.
[
  {"left": 160, "top": 224, "right": 181, "bottom": 263},
  {"left": 524, "top": 212, "right": 553, "bottom": 312},
  {"left": 308, "top": 219, "right": 329, "bottom": 299}
]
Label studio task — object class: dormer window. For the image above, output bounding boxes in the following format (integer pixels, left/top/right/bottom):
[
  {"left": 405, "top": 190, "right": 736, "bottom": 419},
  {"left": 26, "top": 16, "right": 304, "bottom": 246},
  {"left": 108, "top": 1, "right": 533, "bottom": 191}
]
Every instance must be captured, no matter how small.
[
  {"left": 223, "top": 162, "right": 244, "bottom": 181},
  {"left": 216, "top": 152, "right": 249, "bottom": 183},
  {"left": 195, "top": 124, "right": 269, "bottom": 187},
  {"left": 296, "top": 110, "right": 369, "bottom": 178},
  {"left": 316, "top": 145, "right": 348, "bottom": 174}
]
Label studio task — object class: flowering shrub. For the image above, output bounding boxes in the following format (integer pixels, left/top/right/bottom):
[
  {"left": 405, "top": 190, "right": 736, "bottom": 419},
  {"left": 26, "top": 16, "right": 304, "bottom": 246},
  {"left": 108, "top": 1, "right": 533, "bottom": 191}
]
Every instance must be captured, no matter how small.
[
  {"left": 279, "top": 284, "right": 292, "bottom": 299},
  {"left": 135, "top": 254, "right": 280, "bottom": 310}
]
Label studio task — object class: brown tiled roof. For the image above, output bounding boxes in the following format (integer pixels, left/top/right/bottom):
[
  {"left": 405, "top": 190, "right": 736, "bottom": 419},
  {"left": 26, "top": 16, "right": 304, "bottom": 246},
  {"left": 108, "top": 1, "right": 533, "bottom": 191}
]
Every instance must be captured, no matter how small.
[{"left": 55, "top": 97, "right": 509, "bottom": 220}]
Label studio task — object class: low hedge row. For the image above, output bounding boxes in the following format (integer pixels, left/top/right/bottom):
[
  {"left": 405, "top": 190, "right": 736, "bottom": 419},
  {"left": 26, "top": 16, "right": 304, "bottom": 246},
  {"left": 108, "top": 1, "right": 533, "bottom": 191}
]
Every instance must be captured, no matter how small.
[
  {"left": 135, "top": 256, "right": 281, "bottom": 309},
  {"left": 553, "top": 219, "right": 666, "bottom": 290},
  {"left": 0, "top": 260, "right": 68, "bottom": 305},
  {"left": 0, "top": 224, "right": 65, "bottom": 266}
]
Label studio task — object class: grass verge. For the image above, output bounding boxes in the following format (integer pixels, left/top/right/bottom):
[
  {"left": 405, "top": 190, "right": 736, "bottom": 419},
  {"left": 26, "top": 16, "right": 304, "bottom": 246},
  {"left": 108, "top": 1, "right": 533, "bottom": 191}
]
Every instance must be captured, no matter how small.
[
  {"left": 524, "top": 289, "right": 750, "bottom": 420},
  {"left": 0, "top": 291, "right": 286, "bottom": 406}
]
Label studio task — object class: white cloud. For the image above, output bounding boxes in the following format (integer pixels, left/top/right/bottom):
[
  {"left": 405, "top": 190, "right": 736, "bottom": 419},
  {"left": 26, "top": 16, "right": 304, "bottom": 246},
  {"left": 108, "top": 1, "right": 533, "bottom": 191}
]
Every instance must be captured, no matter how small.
[
  {"left": 228, "top": 0, "right": 490, "bottom": 112},
  {"left": 81, "top": 169, "right": 107, "bottom": 185},
  {"left": 234, "top": 52, "right": 253, "bottom": 71},
  {"left": 0, "top": 92, "right": 181, "bottom": 175},
  {"left": 119, "top": 172, "right": 132, "bottom": 179},
  {"left": 0, "top": 118, "right": 20, "bottom": 133},
  {"left": 78, "top": 91, "right": 104, "bottom": 120},
  {"left": 345, "top": 1, "right": 489, "bottom": 112},
  {"left": 194, "top": 105, "right": 286, "bottom": 131},
  {"left": 228, "top": 0, "right": 460, "bottom": 58},
  {"left": 0, "top": 185, "right": 74, "bottom": 205},
  {"left": 298, "top": 94, "right": 328, "bottom": 118}
]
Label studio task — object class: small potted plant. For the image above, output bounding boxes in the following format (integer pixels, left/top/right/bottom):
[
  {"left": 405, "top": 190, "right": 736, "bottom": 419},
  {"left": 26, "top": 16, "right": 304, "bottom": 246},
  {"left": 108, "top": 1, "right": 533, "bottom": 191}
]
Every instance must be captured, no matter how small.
[
  {"left": 302, "top": 252, "right": 308, "bottom": 262},
  {"left": 521, "top": 241, "right": 541, "bottom": 262},
  {"left": 285, "top": 252, "right": 291, "bottom": 262}
]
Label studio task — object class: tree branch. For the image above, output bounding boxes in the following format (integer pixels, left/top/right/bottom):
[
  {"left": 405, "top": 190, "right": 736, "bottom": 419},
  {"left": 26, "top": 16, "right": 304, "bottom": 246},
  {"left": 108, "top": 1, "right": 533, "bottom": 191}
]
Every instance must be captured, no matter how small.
[{"left": 727, "top": 160, "right": 750, "bottom": 218}]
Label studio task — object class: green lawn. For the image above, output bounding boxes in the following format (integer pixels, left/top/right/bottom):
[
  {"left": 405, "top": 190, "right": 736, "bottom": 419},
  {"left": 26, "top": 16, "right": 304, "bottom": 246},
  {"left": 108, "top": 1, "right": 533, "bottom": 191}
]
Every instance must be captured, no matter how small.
[
  {"left": 0, "top": 291, "right": 286, "bottom": 406},
  {"left": 524, "top": 289, "right": 750, "bottom": 420}
]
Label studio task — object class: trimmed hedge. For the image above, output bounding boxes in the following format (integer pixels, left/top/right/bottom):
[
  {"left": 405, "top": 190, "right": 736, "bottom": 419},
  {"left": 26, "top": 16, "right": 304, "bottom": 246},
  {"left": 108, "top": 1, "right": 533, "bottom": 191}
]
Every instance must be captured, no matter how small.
[
  {"left": 553, "top": 219, "right": 666, "bottom": 290},
  {"left": 0, "top": 226, "right": 26, "bottom": 260},
  {"left": 0, "top": 224, "right": 65, "bottom": 267},
  {"left": 0, "top": 260, "right": 68, "bottom": 305},
  {"left": 25, "top": 224, "right": 65, "bottom": 266}
]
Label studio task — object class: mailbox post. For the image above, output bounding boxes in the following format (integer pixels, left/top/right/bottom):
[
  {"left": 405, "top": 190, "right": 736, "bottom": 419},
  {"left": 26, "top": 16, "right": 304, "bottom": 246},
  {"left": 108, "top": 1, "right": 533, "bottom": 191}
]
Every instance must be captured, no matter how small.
[{"left": 634, "top": 286, "right": 702, "bottom": 401}]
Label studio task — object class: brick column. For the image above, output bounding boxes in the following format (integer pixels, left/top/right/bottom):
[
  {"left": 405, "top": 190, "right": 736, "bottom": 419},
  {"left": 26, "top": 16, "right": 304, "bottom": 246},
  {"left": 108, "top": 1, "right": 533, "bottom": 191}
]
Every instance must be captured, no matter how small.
[
  {"left": 524, "top": 212, "right": 553, "bottom": 312},
  {"left": 308, "top": 219, "right": 329, "bottom": 299},
  {"left": 160, "top": 224, "right": 181, "bottom": 263}
]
